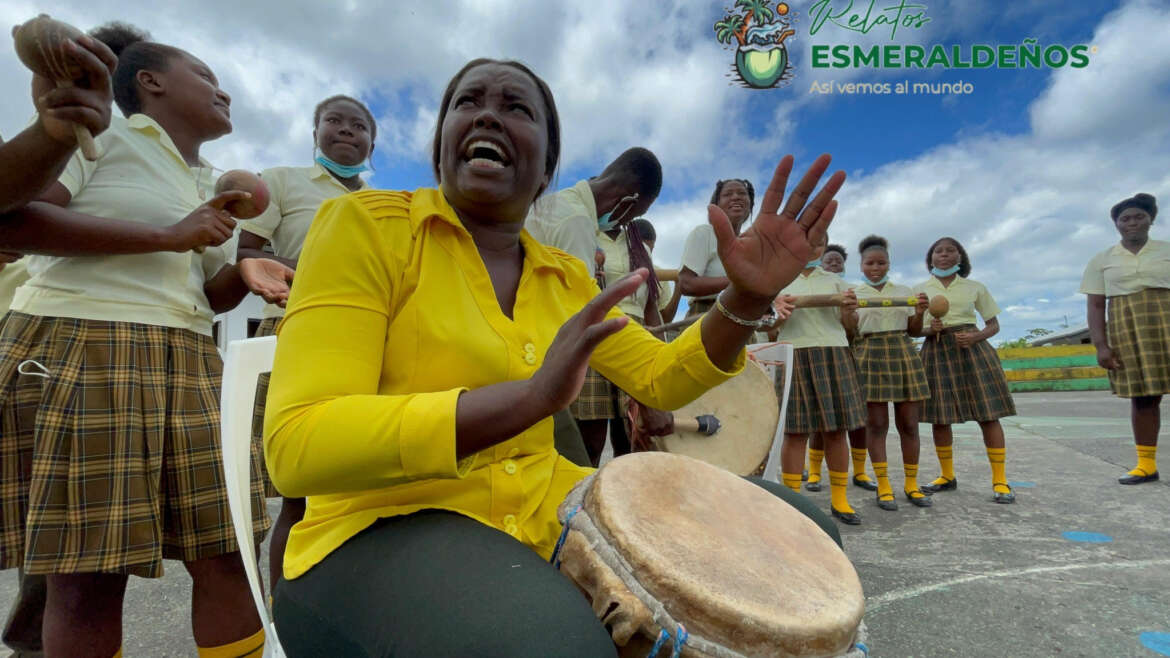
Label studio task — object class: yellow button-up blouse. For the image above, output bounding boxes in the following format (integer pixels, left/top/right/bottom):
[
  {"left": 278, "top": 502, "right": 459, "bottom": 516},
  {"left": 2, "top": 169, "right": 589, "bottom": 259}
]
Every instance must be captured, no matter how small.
[{"left": 265, "top": 188, "right": 744, "bottom": 579}]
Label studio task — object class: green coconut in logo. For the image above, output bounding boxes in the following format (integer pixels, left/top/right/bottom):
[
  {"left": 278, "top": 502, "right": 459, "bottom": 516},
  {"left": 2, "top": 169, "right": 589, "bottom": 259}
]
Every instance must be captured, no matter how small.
[
  {"left": 714, "top": 1, "right": 796, "bottom": 89},
  {"left": 736, "top": 42, "right": 788, "bottom": 88}
]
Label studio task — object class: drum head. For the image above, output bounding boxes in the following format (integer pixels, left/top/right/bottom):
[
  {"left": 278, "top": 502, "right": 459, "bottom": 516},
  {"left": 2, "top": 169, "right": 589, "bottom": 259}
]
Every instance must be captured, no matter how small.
[
  {"left": 657, "top": 359, "right": 778, "bottom": 475},
  {"left": 588, "top": 452, "right": 864, "bottom": 657}
]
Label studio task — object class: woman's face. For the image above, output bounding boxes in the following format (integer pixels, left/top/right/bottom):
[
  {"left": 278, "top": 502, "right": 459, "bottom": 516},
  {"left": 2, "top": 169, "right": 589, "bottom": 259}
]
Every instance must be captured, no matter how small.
[
  {"left": 316, "top": 100, "right": 373, "bottom": 166},
  {"left": 1114, "top": 207, "right": 1153, "bottom": 243},
  {"left": 160, "top": 52, "right": 232, "bottom": 140},
  {"left": 437, "top": 63, "right": 549, "bottom": 222},
  {"left": 861, "top": 249, "right": 889, "bottom": 282},
  {"left": 821, "top": 250, "right": 845, "bottom": 273},
  {"left": 717, "top": 181, "right": 751, "bottom": 223},
  {"left": 931, "top": 240, "right": 961, "bottom": 270}
]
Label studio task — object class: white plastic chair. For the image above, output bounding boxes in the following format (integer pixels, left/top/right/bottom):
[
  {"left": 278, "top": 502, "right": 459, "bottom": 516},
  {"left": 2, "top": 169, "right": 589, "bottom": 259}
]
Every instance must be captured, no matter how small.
[
  {"left": 219, "top": 335, "right": 286, "bottom": 658},
  {"left": 746, "top": 342, "right": 794, "bottom": 484}
]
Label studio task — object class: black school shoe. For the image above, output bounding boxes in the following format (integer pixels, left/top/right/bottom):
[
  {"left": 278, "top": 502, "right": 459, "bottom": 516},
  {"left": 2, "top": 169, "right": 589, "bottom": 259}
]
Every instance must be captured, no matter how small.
[
  {"left": 852, "top": 475, "right": 878, "bottom": 491},
  {"left": 904, "top": 490, "right": 933, "bottom": 507},
  {"left": 805, "top": 479, "right": 822, "bottom": 492},
  {"left": 992, "top": 483, "right": 1016, "bottom": 504},
  {"left": 921, "top": 477, "right": 957, "bottom": 493},
  {"left": 876, "top": 493, "right": 898, "bottom": 511},
  {"left": 831, "top": 507, "right": 862, "bottom": 525},
  {"left": 1119, "top": 470, "right": 1159, "bottom": 485}
]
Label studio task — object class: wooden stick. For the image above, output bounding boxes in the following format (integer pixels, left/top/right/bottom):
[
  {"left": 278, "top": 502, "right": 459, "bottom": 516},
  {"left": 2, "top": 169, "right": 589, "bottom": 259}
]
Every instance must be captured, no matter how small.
[
  {"left": 654, "top": 268, "right": 679, "bottom": 282},
  {"left": 788, "top": 294, "right": 919, "bottom": 308},
  {"left": 645, "top": 314, "right": 700, "bottom": 338}
]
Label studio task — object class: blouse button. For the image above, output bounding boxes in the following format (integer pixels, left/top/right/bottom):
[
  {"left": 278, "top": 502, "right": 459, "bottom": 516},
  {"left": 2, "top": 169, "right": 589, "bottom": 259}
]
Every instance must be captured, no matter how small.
[
  {"left": 523, "top": 353, "right": 537, "bottom": 365},
  {"left": 503, "top": 460, "right": 518, "bottom": 475}
]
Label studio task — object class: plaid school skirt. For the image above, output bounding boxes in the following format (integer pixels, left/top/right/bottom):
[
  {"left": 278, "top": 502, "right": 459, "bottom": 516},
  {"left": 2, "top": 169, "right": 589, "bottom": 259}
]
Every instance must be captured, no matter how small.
[
  {"left": 919, "top": 324, "right": 1016, "bottom": 425},
  {"left": 1106, "top": 288, "right": 1170, "bottom": 398},
  {"left": 853, "top": 331, "right": 930, "bottom": 403},
  {"left": 784, "top": 346, "right": 866, "bottom": 434},
  {"left": 0, "top": 313, "right": 270, "bottom": 577},
  {"left": 251, "top": 317, "right": 282, "bottom": 497},
  {"left": 569, "top": 367, "right": 617, "bottom": 420}
]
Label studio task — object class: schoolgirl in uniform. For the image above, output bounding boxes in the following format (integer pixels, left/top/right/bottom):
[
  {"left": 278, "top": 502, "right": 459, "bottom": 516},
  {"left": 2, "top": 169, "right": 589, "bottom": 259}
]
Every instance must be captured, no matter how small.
[
  {"left": 852, "top": 235, "right": 932, "bottom": 510},
  {"left": 0, "top": 25, "right": 289, "bottom": 657},
  {"left": 775, "top": 235, "right": 866, "bottom": 524},
  {"left": 237, "top": 93, "right": 376, "bottom": 590},
  {"left": 915, "top": 237, "right": 1016, "bottom": 504},
  {"left": 1080, "top": 193, "right": 1166, "bottom": 485}
]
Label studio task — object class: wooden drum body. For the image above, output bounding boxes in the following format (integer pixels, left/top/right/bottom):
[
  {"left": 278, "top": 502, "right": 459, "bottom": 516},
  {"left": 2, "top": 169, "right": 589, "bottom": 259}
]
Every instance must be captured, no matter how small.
[{"left": 555, "top": 452, "right": 866, "bottom": 657}]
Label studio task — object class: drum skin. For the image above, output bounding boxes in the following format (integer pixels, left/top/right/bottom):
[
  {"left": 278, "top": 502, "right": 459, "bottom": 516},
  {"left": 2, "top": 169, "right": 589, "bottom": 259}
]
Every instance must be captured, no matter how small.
[
  {"left": 585, "top": 453, "right": 864, "bottom": 657},
  {"left": 657, "top": 360, "right": 778, "bottom": 476}
]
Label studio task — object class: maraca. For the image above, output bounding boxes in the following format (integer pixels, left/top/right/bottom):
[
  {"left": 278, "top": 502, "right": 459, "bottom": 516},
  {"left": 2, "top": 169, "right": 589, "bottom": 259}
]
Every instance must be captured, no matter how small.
[
  {"left": 928, "top": 295, "right": 949, "bottom": 319},
  {"left": 13, "top": 15, "right": 99, "bottom": 160},
  {"left": 214, "top": 170, "right": 270, "bottom": 219}
]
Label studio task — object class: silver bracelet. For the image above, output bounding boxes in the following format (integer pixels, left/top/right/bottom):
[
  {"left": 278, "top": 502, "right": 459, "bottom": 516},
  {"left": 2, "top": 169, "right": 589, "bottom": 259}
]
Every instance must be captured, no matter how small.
[{"left": 714, "top": 292, "right": 778, "bottom": 329}]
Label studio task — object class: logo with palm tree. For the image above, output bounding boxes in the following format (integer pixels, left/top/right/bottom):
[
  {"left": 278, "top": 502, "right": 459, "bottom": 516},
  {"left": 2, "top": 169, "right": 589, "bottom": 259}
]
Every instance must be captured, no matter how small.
[{"left": 715, "top": 1, "right": 797, "bottom": 89}]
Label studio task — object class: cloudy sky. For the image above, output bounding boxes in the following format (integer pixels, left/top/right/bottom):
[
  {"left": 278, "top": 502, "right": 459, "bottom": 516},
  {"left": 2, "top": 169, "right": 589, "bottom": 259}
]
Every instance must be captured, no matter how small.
[{"left": 3, "top": 0, "right": 1167, "bottom": 342}]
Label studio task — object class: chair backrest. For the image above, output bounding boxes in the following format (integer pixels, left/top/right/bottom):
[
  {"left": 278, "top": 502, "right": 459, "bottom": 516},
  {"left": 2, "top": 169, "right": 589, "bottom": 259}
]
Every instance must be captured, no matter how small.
[
  {"left": 746, "top": 342, "right": 794, "bottom": 484},
  {"left": 219, "top": 336, "right": 285, "bottom": 657}
]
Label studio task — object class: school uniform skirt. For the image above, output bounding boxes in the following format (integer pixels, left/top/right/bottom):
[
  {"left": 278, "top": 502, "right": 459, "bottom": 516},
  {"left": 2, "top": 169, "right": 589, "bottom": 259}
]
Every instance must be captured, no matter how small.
[
  {"left": 1106, "top": 288, "right": 1170, "bottom": 398},
  {"left": 784, "top": 346, "right": 866, "bottom": 434},
  {"left": 569, "top": 367, "right": 616, "bottom": 420},
  {"left": 919, "top": 324, "right": 1016, "bottom": 424},
  {"left": 853, "top": 331, "right": 930, "bottom": 403},
  {"left": 251, "top": 317, "right": 282, "bottom": 497},
  {"left": 0, "top": 312, "right": 270, "bottom": 577}
]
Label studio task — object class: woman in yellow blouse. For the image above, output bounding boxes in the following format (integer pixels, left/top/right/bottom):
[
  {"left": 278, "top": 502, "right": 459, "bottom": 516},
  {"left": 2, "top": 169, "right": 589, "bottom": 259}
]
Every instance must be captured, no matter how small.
[
  {"left": 1080, "top": 193, "right": 1164, "bottom": 485},
  {"left": 915, "top": 237, "right": 1016, "bottom": 504},
  {"left": 265, "top": 58, "right": 845, "bottom": 655},
  {"left": 237, "top": 93, "right": 376, "bottom": 591}
]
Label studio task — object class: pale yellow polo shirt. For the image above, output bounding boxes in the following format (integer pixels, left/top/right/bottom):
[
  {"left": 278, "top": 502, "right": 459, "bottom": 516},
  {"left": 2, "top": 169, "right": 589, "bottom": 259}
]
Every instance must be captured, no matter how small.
[
  {"left": 12, "top": 114, "right": 229, "bottom": 336},
  {"left": 0, "top": 261, "right": 30, "bottom": 312},
  {"left": 597, "top": 230, "right": 670, "bottom": 321},
  {"left": 679, "top": 223, "right": 726, "bottom": 302},
  {"left": 776, "top": 268, "right": 851, "bottom": 348},
  {"left": 525, "top": 180, "right": 598, "bottom": 270},
  {"left": 913, "top": 276, "right": 1000, "bottom": 328},
  {"left": 1079, "top": 239, "right": 1170, "bottom": 298},
  {"left": 242, "top": 163, "right": 368, "bottom": 318},
  {"left": 855, "top": 281, "right": 916, "bottom": 334}
]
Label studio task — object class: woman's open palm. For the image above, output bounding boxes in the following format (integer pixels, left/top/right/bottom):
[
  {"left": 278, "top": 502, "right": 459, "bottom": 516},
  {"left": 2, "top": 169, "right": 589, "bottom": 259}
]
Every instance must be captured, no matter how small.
[{"left": 709, "top": 154, "right": 845, "bottom": 301}]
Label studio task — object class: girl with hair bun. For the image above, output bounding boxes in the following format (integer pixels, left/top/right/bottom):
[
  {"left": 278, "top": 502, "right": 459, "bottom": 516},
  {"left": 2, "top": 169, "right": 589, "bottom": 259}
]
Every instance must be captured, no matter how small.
[
  {"left": 0, "top": 22, "right": 288, "bottom": 657},
  {"left": 1081, "top": 193, "right": 1166, "bottom": 485},
  {"left": 852, "top": 235, "right": 933, "bottom": 510},
  {"left": 914, "top": 236, "right": 1017, "bottom": 504}
]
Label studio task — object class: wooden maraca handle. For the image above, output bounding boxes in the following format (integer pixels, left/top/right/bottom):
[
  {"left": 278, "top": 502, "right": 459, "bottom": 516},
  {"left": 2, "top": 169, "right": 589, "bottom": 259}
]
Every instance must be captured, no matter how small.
[
  {"left": 654, "top": 268, "right": 679, "bottom": 282},
  {"left": 57, "top": 80, "right": 98, "bottom": 161}
]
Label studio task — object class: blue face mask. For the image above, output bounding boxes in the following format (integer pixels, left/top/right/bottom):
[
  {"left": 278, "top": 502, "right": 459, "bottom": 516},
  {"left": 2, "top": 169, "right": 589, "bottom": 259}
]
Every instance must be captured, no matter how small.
[
  {"left": 931, "top": 265, "right": 961, "bottom": 277},
  {"left": 805, "top": 259, "right": 821, "bottom": 269},
  {"left": 316, "top": 154, "right": 369, "bottom": 179},
  {"left": 868, "top": 274, "right": 889, "bottom": 286},
  {"left": 597, "top": 194, "right": 639, "bottom": 231}
]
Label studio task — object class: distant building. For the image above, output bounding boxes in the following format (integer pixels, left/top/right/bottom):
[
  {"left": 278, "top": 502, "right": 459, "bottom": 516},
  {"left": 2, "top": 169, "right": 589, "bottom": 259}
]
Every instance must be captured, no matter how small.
[{"left": 1031, "top": 325, "right": 1091, "bottom": 346}]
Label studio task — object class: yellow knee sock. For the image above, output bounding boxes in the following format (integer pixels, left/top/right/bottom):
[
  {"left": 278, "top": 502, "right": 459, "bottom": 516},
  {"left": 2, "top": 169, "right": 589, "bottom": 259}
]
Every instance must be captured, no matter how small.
[
  {"left": 112, "top": 647, "right": 123, "bottom": 658},
  {"left": 904, "top": 463, "right": 925, "bottom": 498},
  {"left": 829, "top": 470, "right": 854, "bottom": 513},
  {"left": 1133, "top": 445, "right": 1158, "bottom": 476},
  {"left": 933, "top": 445, "right": 955, "bottom": 483},
  {"left": 873, "top": 462, "right": 892, "bottom": 499},
  {"left": 851, "top": 447, "right": 872, "bottom": 482},
  {"left": 782, "top": 472, "right": 803, "bottom": 492},
  {"left": 986, "top": 447, "right": 1009, "bottom": 493},
  {"left": 808, "top": 448, "right": 825, "bottom": 483},
  {"left": 198, "top": 628, "right": 265, "bottom": 658}
]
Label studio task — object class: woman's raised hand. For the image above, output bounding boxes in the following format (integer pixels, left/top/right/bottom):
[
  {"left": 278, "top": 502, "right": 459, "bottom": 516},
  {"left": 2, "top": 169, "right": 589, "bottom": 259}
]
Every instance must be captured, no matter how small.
[{"left": 710, "top": 154, "right": 845, "bottom": 305}]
